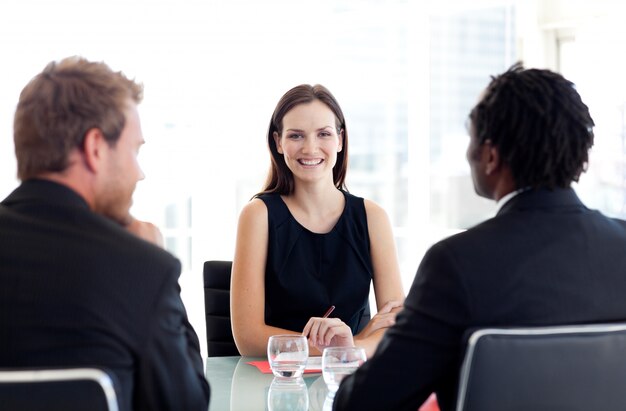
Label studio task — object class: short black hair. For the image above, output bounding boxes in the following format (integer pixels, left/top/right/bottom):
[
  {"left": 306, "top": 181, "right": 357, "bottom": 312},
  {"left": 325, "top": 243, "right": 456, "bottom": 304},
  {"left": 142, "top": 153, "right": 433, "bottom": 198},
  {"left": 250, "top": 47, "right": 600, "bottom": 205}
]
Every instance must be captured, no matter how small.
[{"left": 469, "top": 62, "right": 594, "bottom": 189}]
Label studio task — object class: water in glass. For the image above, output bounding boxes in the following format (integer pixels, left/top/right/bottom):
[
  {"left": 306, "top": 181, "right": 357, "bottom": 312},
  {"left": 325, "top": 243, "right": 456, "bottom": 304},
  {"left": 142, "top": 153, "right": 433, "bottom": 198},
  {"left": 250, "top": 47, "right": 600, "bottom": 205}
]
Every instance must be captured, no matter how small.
[
  {"left": 267, "top": 334, "right": 309, "bottom": 380},
  {"left": 322, "top": 346, "right": 366, "bottom": 394}
]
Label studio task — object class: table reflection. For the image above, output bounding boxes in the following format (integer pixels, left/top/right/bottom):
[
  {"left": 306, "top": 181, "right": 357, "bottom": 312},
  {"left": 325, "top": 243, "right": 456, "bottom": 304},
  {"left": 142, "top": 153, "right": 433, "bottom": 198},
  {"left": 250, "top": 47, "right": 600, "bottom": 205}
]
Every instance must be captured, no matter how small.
[
  {"left": 229, "top": 357, "right": 272, "bottom": 409},
  {"left": 267, "top": 378, "right": 309, "bottom": 410},
  {"left": 207, "top": 357, "right": 441, "bottom": 410},
  {"left": 307, "top": 375, "right": 330, "bottom": 411},
  {"left": 225, "top": 357, "right": 331, "bottom": 411}
]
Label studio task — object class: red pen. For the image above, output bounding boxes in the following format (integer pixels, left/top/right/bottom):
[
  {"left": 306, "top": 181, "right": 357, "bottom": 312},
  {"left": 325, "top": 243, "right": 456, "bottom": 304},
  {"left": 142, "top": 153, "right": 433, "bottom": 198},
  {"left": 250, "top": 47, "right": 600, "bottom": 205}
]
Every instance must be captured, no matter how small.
[{"left": 322, "top": 305, "right": 336, "bottom": 318}]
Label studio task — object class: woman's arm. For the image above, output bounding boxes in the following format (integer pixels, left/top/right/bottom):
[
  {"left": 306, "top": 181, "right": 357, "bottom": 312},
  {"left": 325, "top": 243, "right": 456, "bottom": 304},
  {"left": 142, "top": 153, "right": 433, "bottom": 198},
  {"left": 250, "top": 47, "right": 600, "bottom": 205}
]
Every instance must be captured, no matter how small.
[
  {"left": 353, "top": 200, "right": 406, "bottom": 357},
  {"left": 231, "top": 199, "right": 302, "bottom": 356}
]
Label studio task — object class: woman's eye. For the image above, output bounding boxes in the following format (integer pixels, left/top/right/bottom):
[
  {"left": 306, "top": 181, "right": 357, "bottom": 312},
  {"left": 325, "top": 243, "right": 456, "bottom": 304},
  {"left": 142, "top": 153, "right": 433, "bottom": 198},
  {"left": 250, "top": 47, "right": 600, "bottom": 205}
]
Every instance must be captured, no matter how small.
[
  {"left": 287, "top": 134, "right": 302, "bottom": 139},
  {"left": 319, "top": 132, "right": 331, "bottom": 137}
]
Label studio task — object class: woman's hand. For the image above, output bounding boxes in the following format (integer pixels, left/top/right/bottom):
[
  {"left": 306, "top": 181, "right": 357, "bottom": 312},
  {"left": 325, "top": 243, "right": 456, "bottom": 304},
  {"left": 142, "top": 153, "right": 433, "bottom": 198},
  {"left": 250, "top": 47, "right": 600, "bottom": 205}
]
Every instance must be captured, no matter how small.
[
  {"left": 356, "top": 300, "right": 403, "bottom": 339},
  {"left": 302, "top": 317, "right": 354, "bottom": 350}
]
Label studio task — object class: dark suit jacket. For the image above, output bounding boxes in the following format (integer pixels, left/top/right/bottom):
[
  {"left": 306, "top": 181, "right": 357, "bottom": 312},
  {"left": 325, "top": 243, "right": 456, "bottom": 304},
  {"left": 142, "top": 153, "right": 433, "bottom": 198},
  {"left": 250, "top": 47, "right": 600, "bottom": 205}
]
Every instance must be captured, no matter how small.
[
  {"left": 0, "top": 179, "right": 210, "bottom": 411},
  {"left": 334, "top": 188, "right": 626, "bottom": 411}
]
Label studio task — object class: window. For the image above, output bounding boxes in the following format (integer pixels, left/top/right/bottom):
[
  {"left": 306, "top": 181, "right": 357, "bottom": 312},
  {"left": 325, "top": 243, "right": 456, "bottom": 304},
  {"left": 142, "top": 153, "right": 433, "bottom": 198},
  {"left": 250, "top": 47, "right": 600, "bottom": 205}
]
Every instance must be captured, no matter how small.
[{"left": 556, "top": 15, "right": 626, "bottom": 219}]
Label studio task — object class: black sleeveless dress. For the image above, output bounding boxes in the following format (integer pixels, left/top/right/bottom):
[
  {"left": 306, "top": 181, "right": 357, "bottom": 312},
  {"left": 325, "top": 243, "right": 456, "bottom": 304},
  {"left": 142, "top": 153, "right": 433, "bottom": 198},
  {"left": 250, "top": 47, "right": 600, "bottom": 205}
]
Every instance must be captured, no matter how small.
[{"left": 259, "top": 191, "right": 373, "bottom": 334}]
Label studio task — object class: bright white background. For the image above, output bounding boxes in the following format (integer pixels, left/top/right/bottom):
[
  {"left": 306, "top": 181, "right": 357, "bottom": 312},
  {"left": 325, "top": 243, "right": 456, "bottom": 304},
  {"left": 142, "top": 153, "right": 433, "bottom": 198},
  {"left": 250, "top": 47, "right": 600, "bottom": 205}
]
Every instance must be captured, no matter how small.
[{"left": 2, "top": 0, "right": 625, "bottom": 358}]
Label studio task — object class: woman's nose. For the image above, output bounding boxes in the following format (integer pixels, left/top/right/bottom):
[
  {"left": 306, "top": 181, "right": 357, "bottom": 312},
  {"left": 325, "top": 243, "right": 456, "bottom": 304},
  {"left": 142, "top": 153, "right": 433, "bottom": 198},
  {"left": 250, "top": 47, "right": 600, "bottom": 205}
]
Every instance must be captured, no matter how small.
[{"left": 302, "top": 135, "right": 317, "bottom": 153}]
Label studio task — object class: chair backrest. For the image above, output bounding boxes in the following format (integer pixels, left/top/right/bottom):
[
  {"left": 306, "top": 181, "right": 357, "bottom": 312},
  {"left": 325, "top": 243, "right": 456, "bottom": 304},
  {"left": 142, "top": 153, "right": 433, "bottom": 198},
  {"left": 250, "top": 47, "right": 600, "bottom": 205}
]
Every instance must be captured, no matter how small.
[
  {"left": 0, "top": 367, "right": 120, "bottom": 411},
  {"left": 203, "top": 260, "right": 240, "bottom": 357},
  {"left": 456, "top": 323, "right": 626, "bottom": 411}
]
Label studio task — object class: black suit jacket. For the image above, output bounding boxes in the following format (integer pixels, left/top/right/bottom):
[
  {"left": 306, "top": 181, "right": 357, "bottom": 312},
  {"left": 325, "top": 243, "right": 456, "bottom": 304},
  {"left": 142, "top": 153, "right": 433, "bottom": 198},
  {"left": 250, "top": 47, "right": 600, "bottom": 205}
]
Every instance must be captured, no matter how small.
[
  {"left": 0, "top": 179, "right": 210, "bottom": 411},
  {"left": 334, "top": 188, "right": 626, "bottom": 411}
]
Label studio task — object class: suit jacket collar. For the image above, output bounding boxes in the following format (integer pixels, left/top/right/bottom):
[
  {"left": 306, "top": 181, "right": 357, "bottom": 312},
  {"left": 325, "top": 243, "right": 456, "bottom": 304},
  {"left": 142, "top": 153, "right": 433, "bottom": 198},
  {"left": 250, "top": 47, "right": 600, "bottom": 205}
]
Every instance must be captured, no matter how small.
[
  {"left": 496, "top": 187, "right": 586, "bottom": 216},
  {"left": 1, "top": 178, "right": 90, "bottom": 211}
]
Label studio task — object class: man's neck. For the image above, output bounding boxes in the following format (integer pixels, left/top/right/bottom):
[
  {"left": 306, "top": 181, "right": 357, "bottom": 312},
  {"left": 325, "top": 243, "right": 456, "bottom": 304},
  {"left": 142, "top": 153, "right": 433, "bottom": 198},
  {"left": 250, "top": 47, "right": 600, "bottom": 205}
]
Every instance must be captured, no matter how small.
[{"left": 491, "top": 166, "right": 517, "bottom": 202}]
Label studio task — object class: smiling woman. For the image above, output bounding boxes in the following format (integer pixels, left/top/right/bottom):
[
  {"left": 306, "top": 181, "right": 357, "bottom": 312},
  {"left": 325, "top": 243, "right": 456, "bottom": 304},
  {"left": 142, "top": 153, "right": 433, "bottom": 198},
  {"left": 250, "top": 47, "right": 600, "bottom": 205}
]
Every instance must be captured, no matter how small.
[
  {"left": 230, "top": 83, "right": 405, "bottom": 358},
  {"left": 274, "top": 102, "right": 344, "bottom": 215},
  {"left": 260, "top": 85, "right": 349, "bottom": 197},
  {"left": 275, "top": 102, "right": 343, "bottom": 194}
]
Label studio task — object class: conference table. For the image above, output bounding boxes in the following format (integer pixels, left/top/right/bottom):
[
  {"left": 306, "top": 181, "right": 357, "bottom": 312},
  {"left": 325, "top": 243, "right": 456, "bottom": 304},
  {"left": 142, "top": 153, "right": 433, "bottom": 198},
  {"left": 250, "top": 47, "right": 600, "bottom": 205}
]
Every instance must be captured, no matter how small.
[
  {"left": 205, "top": 356, "right": 332, "bottom": 411},
  {"left": 205, "top": 356, "right": 441, "bottom": 411}
]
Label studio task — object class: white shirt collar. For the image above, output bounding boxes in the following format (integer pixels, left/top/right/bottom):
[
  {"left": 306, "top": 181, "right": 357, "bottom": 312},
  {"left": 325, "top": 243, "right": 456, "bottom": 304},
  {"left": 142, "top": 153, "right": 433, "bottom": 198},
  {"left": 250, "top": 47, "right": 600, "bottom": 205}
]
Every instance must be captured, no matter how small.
[{"left": 496, "top": 188, "right": 529, "bottom": 212}]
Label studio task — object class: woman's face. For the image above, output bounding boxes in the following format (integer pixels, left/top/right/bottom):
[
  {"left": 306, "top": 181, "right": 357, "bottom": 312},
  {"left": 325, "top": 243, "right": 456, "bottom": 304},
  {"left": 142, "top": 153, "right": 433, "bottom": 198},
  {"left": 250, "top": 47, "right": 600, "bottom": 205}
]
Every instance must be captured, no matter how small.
[{"left": 273, "top": 100, "right": 343, "bottom": 186}]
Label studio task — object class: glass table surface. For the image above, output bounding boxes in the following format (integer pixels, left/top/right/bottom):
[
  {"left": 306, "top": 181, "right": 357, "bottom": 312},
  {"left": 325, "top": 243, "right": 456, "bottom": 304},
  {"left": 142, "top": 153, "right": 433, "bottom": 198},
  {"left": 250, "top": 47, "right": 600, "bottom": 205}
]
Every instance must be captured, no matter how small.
[{"left": 205, "top": 356, "right": 333, "bottom": 411}]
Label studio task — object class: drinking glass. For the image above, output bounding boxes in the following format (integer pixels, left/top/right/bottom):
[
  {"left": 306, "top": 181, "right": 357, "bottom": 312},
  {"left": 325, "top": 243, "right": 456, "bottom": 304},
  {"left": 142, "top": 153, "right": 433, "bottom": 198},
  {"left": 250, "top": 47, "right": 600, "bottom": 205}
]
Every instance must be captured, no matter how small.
[
  {"left": 267, "top": 334, "right": 309, "bottom": 380},
  {"left": 322, "top": 393, "right": 335, "bottom": 411},
  {"left": 267, "top": 377, "right": 309, "bottom": 411},
  {"left": 322, "top": 346, "right": 366, "bottom": 395}
]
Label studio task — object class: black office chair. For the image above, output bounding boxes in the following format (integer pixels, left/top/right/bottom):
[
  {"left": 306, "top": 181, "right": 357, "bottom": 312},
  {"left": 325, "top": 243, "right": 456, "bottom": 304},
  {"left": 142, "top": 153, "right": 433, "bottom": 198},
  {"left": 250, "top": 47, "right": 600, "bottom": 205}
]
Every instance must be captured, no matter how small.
[
  {"left": 456, "top": 323, "right": 626, "bottom": 411},
  {"left": 0, "top": 367, "right": 120, "bottom": 411},
  {"left": 203, "top": 260, "right": 240, "bottom": 357}
]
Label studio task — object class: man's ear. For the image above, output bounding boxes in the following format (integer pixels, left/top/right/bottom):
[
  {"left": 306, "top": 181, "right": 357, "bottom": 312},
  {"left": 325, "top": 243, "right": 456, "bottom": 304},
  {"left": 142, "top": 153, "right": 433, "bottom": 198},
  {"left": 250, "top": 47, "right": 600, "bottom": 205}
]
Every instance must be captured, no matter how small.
[
  {"left": 484, "top": 139, "right": 501, "bottom": 175},
  {"left": 82, "top": 128, "right": 107, "bottom": 173},
  {"left": 273, "top": 131, "right": 283, "bottom": 154}
]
